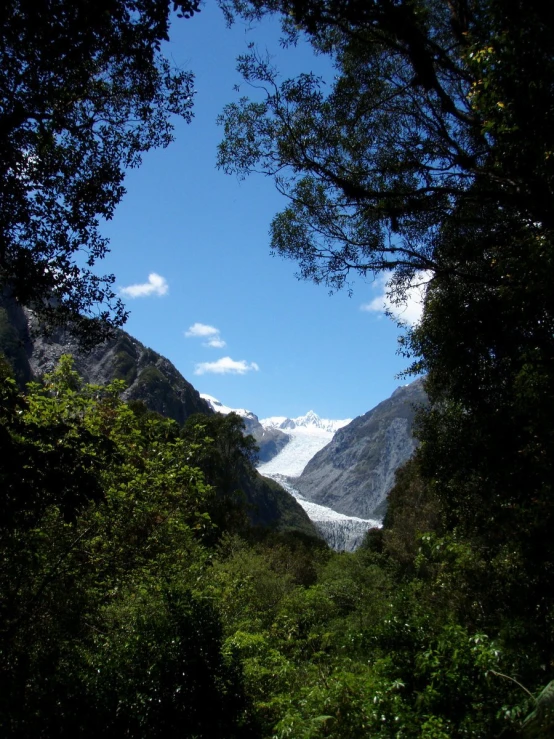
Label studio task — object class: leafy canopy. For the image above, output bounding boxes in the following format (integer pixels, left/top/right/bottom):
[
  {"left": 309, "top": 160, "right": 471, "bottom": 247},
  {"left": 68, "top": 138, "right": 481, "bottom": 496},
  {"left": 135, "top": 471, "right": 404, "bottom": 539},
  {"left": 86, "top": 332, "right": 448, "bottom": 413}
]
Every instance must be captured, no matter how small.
[
  {"left": 0, "top": 0, "right": 199, "bottom": 344},
  {"left": 217, "top": 0, "right": 554, "bottom": 302}
]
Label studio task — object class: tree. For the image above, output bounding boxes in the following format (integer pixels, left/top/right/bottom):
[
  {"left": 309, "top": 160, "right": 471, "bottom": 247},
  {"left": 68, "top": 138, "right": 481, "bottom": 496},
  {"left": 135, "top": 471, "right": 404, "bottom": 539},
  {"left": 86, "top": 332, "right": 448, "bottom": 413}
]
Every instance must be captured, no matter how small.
[
  {"left": 217, "top": 0, "right": 554, "bottom": 698},
  {"left": 0, "top": 0, "right": 200, "bottom": 345},
  {"left": 181, "top": 412, "right": 259, "bottom": 536},
  {"left": 217, "top": 0, "right": 554, "bottom": 301},
  {"left": 182, "top": 412, "right": 259, "bottom": 490},
  {"left": 0, "top": 357, "right": 257, "bottom": 737},
  {"left": 400, "top": 212, "right": 554, "bottom": 661}
]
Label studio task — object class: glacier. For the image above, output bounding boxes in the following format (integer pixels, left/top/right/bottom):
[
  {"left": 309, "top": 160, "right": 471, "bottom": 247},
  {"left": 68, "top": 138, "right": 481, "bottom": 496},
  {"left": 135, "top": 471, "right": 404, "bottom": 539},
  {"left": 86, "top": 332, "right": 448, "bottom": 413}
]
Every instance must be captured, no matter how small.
[
  {"left": 201, "top": 395, "right": 380, "bottom": 552},
  {"left": 258, "top": 413, "right": 380, "bottom": 552},
  {"left": 267, "top": 475, "right": 380, "bottom": 552},
  {"left": 257, "top": 428, "right": 335, "bottom": 478},
  {"left": 257, "top": 410, "right": 350, "bottom": 478}
]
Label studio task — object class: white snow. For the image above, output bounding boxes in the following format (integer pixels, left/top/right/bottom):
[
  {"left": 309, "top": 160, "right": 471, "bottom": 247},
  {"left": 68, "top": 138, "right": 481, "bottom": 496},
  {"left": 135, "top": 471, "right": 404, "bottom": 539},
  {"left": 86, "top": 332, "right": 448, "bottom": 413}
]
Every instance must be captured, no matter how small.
[
  {"left": 257, "top": 427, "right": 333, "bottom": 477},
  {"left": 268, "top": 475, "right": 380, "bottom": 552},
  {"left": 200, "top": 393, "right": 258, "bottom": 423},
  {"left": 261, "top": 410, "right": 351, "bottom": 435}
]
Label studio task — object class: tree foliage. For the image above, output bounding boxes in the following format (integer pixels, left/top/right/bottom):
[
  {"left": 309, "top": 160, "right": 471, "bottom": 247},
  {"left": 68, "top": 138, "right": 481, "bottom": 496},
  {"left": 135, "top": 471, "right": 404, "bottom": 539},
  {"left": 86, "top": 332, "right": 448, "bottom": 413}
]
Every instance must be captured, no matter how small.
[
  {"left": 1, "top": 352, "right": 546, "bottom": 737},
  {"left": 0, "top": 0, "right": 200, "bottom": 343},
  {"left": 3, "top": 1, "right": 554, "bottom": 736},
  {"left": 0, "top": 356, "right": 255, "bottom": 737},
  {"left": 215, "top": 2, "right": 554, "bottom": 734},
  {"left": 217, "top": 0, "right": 554, "bottom": 301}
]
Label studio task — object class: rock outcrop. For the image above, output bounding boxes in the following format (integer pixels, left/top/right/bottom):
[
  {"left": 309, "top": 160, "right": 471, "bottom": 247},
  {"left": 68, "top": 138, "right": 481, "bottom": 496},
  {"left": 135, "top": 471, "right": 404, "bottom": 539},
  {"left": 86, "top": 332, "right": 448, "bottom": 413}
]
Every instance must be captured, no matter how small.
[
  {"left": 294, "top": 379, "right": 428, "bottom": 519},
  {"left": 0, "top": 299, "right": 211, "bottom": 423},
  {"left": 0, "top": 299, "right": 318, "bottom": 538}
]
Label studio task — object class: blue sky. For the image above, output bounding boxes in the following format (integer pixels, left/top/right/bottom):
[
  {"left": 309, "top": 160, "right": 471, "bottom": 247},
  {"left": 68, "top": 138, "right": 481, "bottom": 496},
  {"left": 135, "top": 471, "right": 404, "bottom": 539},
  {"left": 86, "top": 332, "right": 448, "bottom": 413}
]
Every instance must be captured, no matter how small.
[{"left": 99, "top": 2, "right": 423, "bottom": 420}]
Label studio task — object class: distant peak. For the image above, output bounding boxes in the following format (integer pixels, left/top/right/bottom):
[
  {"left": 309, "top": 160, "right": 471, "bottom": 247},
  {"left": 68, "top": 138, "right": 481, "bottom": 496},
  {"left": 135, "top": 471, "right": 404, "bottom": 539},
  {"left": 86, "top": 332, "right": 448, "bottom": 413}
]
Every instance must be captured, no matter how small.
[
  {"left": 200, "top": 393, "right": 258, "bottom": 422},
  {"left": 261, "top": 411, "right": 351, "bottom": 435},
  {"left": 201, "top": 393, "right": 221, "bottom": 407}
]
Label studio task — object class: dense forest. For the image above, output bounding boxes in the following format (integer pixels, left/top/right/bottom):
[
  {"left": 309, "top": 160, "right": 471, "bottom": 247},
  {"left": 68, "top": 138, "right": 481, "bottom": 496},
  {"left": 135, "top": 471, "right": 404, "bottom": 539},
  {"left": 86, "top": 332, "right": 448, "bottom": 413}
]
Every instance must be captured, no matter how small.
[{"left": 2, "top": 0, "right": 554, "bottom": 736}]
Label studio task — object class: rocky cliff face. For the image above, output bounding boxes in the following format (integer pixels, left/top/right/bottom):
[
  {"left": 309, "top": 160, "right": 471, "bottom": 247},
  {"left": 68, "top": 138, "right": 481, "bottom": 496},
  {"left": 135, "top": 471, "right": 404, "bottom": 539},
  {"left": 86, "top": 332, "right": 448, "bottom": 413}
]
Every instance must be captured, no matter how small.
[
  {"left": 0, "top": 298, "right": 318, "bottom": 538},
  {"left": 294, "top": 379, "right": 428, "bottom": 519},
  {"left": 251, "top": 426, "right": 290, "bottom": 464},
  {"left": 0, "top": 299, "right": 212, "bottom": 423}
]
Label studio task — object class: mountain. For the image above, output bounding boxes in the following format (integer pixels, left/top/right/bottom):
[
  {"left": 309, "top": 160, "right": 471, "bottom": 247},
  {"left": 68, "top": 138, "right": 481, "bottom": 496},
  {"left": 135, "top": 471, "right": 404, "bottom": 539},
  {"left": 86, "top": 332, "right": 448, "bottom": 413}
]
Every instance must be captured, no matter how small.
[
  {"left": 202, "top": 400, "right": 373, "bottom": 550},
  {"left": 256, "top": 411, "right": 386, "bottom": 552},
  {"left": 0, "top": 298, "right": 318, "bottom": 539},
  {"left": 293, "top": 379, "right": 428, "bottom": 519},
  {"left": 201, "top": 394, "right": 290, "bottom": 463},
  {"left": 262, "top": 410, "right": 351, "bottom": 436},
  {"left": 258, "top": 411, "right": 351, "bottom": 478},
  {"left": 0, "top": 297, "right": 211, "bottom": 422}
]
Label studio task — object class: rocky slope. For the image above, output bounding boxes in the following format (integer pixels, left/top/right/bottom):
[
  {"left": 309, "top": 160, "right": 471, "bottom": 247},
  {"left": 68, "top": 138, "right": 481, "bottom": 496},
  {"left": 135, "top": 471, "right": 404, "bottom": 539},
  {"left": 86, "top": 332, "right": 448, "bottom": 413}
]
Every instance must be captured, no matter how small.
[
  {"left": 294, "top": 379, "right": 428, "bottom": 519},
  {"left": 242, "top": 472, "right": 320, "bottom": 539},
  {"left": 0, "top": 298, "right": 211, "bottom": 423},
  {"left": 0, "top": 298, "right": 318, "bottom": 538}
]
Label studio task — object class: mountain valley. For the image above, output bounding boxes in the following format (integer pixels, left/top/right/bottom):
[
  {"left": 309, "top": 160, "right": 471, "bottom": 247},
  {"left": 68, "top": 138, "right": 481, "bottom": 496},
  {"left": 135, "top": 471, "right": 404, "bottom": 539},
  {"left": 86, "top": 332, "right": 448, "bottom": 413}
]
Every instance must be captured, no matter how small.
[
  {"left": 1, "top": 296, "right": 425, "bottom": 550},
  {"left": 0, "top": 298, "right": 316, "bottom": 539},
  {"left": 207, "top": 393, "right": 425, "bottom": 550}
]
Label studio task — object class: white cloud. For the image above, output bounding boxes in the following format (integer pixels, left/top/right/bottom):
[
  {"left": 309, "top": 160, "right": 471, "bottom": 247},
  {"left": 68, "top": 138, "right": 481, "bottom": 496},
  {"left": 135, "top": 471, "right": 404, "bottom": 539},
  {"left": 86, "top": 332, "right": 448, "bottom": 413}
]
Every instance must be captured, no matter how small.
[
  {"left": 120, "top": 273, "right": 168, "bottom": 298},
  {"left": 185, "top": 322, "right": 227, "bottom": 348},
  {"left": 194, "top": 357, "right": 260, "bottom": 376},
  {"left": 204, "top": 337, "right": 227, "bottom": 348},
  {"left": 185, "top": 322, "right": 219, "bottom": 338},
  {"left": 361, "top": 271, "right": 432, "bottom": 326}
]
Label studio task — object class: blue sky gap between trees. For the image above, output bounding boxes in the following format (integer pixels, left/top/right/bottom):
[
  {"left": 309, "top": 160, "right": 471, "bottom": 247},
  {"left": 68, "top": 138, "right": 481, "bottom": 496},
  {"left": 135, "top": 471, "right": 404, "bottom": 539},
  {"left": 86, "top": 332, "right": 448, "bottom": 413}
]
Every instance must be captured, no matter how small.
[{"left": 98, "top": 2, "right": 424, "bottom": 420}]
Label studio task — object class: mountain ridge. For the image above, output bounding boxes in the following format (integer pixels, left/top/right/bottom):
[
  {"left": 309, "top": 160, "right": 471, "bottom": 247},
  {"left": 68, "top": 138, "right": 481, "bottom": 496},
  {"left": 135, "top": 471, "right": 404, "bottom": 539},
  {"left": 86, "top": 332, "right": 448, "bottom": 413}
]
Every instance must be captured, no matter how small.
[
  {"left": 200, "top": 393, "right": 290, "bottom": 463},
  {"left": 261, "top": 410, "right": 351, "bottom": 435},
  {"left": 294, "top": 378, "right": 428, "bottom": 519},
  {"left": 0, "top": 298, "right": 318, "bottom": 539}
]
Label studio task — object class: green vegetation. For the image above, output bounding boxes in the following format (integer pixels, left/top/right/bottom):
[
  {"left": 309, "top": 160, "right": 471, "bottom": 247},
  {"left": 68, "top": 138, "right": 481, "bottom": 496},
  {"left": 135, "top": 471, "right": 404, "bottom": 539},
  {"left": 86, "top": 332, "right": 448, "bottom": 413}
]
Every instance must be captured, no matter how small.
[
  {"left": 0, "top": 356, "right": 253, "bottom": 736},
  {"left": 215, "top": 0, "right": 554, "bottom": 734},
  {"left": 0, "top": 307, "right": 30, "bottom": 387},
  {"left": 0, "top": 353, "right": 549, "bottom": 737},
  {"left": 111, "top": 337, "right": 139, "bottom": 386},
  {"left": 2, "top": 0, "right": 554, "bottom": 735},
  {"left": 135, "top": 365, "right": 179, "bottom": 412},
  {"left": 0, "top": 0, "right": 200, "bottom": 343}
]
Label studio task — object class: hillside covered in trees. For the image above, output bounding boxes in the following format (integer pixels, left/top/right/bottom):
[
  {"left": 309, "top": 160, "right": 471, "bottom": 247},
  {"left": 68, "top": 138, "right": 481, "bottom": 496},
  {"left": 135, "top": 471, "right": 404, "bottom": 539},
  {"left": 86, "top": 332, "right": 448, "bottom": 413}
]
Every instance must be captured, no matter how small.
[{"left": 2, "top": 0, "right": 554, "bottom": 736}]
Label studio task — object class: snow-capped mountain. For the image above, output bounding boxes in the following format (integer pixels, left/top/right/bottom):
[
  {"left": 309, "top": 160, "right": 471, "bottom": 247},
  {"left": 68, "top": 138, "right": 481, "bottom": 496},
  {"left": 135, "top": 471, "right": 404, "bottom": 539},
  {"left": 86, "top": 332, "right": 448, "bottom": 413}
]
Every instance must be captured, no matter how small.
[
  {"left": 261, "top": 410, "right": 351, "bottom": 436},
  {"left": 200, "top": 394, "right": 290, "bottom": 463},
  {"left": 200, "top": 393, "right": 258, "bottom": 423},
  {"left": 257, "top": 411, "right": 351, "bottom": 478},
  {"left": 200, "top": 396, "right": 377, "bottom": 551}
]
